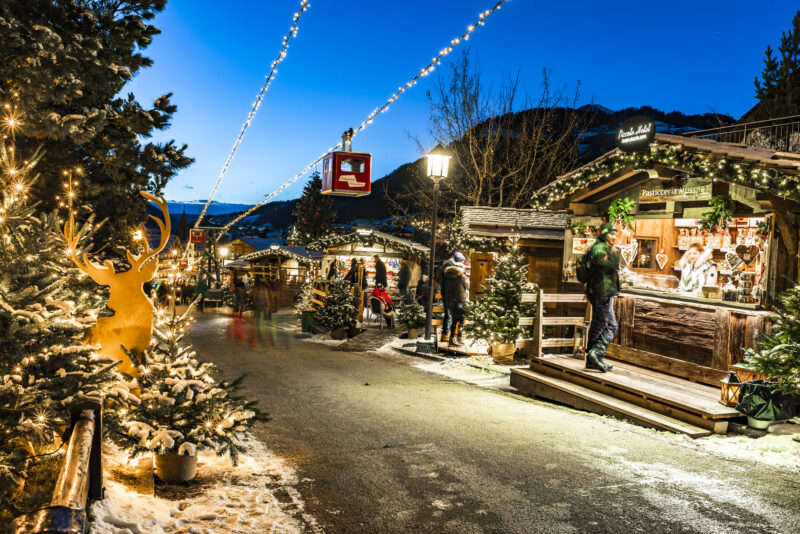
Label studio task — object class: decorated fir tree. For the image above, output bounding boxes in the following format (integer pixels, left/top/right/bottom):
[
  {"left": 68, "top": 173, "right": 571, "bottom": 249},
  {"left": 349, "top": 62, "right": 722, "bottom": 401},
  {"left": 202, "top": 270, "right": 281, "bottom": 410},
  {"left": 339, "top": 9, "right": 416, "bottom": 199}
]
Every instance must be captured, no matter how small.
[
  {"left": 755, "top": 10, "right": 800, "bottom": 120},
  {"left": 744, "top": 282, "right": 800, "bottom": 396},
  {"left": 315, "top": 279, "right": 356, "bottom": 331},
  {"left": 398, "top": 297, "right": 426, "bottom": 329},
  {"left": 0, "top": 135, "right": 129, "bottom": 508},
  {"left": 293, "top": 172, "right": 335, "bottom": 245},
  {"left": 118, "top": 301, "right": 259, "bottom": 465},
  {"left": 464, "top": 244, "right": 532, "bottom": 345}
]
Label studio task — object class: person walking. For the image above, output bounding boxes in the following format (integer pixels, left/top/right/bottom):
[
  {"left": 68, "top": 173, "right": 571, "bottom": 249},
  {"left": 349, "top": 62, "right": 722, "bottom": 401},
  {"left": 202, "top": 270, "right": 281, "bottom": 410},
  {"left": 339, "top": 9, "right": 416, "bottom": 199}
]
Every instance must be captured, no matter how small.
[
  {"left": 582, "top": 223, "right": 620, "bottom": 372},
  {"left": 374, "top": 255, "right": 387, "bottom": 289},
  {"left": 195, "top": 278, "right": 208, "bottom": 312},
  {"left": 397, "top": 258, "right": 411, "bottom": 297},
  {"left": 442, "top": 252, "right": 469, "bottom": 347}
]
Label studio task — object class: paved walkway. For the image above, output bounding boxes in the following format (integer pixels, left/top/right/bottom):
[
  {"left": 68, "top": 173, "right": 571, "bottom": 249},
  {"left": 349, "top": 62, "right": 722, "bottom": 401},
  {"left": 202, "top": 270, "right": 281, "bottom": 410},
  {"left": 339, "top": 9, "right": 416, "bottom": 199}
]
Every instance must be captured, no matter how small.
[{"left": 188, "top": 311, "right": 800, "bottom": 534}]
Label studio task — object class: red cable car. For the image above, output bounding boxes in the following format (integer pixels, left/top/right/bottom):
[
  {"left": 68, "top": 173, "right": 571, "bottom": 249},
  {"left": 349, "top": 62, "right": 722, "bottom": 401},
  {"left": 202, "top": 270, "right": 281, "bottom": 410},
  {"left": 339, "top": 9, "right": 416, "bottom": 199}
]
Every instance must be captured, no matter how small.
[{"left": 321, "top": 129, "right": 372, "bottom": 197}]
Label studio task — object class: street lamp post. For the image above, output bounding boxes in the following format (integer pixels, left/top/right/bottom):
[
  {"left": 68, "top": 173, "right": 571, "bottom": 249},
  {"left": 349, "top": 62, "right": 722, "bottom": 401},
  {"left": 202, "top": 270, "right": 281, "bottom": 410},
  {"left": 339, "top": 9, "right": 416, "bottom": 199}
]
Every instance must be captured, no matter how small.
[{"left": 418, "top": 146, "right": 450, "bottom": 353}]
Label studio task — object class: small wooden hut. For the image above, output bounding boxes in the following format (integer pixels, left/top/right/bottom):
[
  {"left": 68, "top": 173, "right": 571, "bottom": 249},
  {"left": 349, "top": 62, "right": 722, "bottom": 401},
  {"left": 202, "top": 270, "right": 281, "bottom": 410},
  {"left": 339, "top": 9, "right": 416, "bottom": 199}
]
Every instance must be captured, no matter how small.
[{"left": 236, "top": 246, "right": 320, "bottom": 307}]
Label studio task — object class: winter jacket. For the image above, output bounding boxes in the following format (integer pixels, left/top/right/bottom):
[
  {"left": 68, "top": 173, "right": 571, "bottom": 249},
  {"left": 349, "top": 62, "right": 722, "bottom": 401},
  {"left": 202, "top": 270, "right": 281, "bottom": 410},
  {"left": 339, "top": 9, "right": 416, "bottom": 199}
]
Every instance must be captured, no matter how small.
[
  {"left": 437, "top": 258, "right": 456, "bottom": 297},
  {"left": 407, "top": 261, "right": 422, "bottom": 292},
  {"left": 375, "top": 259, "right": 387, "bottom": 288},
  {"left": 442, "top": 262, "right": 469, "bottom": 312},
  {"left": 679, "top": 248, "right": 714, "bottom": 295},
  {"left": 584, "top": 240, "right": 621, "bottom": 299},
  {"left": 372, "top": 287, "right": 393, "bottom": 310},
  {"left": 397, "top": 262, "right": 411, "bottom": 293}
]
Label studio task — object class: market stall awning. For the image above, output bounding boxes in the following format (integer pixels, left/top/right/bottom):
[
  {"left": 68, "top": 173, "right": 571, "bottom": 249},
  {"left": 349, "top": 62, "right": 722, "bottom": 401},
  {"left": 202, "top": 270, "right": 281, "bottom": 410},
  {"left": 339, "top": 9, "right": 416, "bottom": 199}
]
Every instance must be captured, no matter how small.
[
  {"left": 460, "top": 206, "right": 568, "bottom": 241},
  {"left": 306, "top": 229, "right": 428, "bottom": 260},
  {"left": 532, "top": 133, "right": 800, "bottom": 209}
]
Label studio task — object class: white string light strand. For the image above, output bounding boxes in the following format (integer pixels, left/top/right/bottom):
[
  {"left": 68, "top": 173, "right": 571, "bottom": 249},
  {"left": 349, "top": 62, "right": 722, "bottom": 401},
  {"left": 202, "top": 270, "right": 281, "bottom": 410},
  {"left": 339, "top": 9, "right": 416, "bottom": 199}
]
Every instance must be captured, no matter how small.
[
  {"left": 217, "top": 0, "right": 508, "bottom": 239},
  {"left": 193, "top": 0, "right": 311, "bottom": 228}
]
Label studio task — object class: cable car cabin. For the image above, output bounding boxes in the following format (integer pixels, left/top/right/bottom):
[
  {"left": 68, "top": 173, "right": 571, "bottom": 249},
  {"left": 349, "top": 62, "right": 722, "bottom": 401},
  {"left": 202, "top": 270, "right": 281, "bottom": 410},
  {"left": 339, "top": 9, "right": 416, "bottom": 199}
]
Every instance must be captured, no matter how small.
[{"left": 322, "top": 151, "right": 372, "bottom": 197}]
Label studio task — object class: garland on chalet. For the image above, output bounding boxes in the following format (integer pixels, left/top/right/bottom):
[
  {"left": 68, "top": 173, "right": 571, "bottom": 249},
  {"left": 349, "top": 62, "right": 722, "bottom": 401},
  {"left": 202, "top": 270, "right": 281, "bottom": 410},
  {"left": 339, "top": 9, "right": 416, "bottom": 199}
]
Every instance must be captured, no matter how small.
[
  {"left": 531, "top": 143, "right": 800, "bottom": 208},
  {"left": 239, "top": 248, "right": 314, "bottom": 266},
  {"left": 306, "top": 232, "right": 427, "bottom": 262},
  {"left": 448, "top": 213, "right": 515, "bottom": 253}
]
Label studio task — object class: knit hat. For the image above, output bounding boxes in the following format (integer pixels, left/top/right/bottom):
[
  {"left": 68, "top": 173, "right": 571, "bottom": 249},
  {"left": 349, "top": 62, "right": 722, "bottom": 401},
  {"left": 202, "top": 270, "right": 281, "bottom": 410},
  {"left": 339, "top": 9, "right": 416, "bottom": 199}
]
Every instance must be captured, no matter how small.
[
  {"left": 597, "top": 223, "right": 617, "bottom": 241},
  {"left": 453, "top": 251, "right": 466, "bottom": 263}
]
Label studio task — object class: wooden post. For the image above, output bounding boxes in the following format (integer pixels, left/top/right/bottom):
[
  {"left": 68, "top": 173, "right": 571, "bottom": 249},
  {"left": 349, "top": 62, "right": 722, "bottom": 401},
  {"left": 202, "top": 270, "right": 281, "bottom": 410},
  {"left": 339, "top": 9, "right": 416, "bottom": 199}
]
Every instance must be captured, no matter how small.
[{"left": 532, "top": 288, "right": 544, "bottom": 358}]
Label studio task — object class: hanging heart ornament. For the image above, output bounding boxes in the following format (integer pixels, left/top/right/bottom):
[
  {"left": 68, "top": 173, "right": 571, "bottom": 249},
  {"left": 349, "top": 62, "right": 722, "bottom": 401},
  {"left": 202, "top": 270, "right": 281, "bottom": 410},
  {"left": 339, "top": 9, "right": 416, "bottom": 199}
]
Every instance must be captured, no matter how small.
[
  {"left": 725, "top": 251, "right": 743, "bottom": 271},
  {"left": 616, "top": 242, "right": 638, "bottom": 267},
  {"left": 736, "top": 244, "right": 760, "bottom": 266},
  {"left": 656, "top": 251, "right": 669, "bottom": 270}
]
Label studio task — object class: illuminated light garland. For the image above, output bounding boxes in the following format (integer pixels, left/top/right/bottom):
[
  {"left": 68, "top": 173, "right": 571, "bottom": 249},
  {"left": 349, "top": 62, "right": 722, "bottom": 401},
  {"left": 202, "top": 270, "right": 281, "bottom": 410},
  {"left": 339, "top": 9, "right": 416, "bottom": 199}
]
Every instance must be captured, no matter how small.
[
  {"left": 216, "top": 0, "right": 509, "bottom": 240},
  {"left": 193, "top": 0, "right": 311, "bottom": 228},
  {"left": 530, "top": 143, "right": 800, "bottom": 209}
]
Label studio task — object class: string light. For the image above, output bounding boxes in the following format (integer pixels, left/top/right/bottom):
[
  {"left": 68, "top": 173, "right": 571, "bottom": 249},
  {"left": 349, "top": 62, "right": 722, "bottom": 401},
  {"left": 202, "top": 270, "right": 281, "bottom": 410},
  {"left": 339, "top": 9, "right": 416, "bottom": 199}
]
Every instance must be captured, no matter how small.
[
  {"left": 194, "top": 0, "right": 311, "bottom": 228},
  {"left": 216, "top": 0, "right": 509, "bottom": 239}
]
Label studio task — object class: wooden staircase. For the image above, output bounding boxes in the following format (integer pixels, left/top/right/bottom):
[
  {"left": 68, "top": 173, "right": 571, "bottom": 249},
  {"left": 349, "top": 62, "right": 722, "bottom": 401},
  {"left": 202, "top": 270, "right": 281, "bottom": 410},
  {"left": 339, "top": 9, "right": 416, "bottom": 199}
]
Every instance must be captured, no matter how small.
[{"left": 511, "top": 356, "right": 741, "bottom": 437}]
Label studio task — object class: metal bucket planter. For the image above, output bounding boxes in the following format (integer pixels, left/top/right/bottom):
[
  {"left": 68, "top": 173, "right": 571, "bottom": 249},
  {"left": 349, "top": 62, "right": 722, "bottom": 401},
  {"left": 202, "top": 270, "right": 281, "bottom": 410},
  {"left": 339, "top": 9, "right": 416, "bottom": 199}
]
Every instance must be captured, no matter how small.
[
  {"left": 491, "top": 342, "right": 516, "bottom": 365},
  {"left": 407, "top": 327, "right": 419, "bottom": 340},
  {"left": 330, "top": 328, "right": 346, "bottom": 340},
  {"left": 155, "top": 451, "right": 197, "bottom": 483}
]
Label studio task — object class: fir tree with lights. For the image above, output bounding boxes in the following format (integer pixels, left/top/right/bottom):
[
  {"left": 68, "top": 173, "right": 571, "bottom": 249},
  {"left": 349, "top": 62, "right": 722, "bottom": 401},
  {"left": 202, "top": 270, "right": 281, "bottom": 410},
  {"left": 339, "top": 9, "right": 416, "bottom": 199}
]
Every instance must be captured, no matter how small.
[
  {"left": 315, "top": 279, "right": 356, "bottom": 331},
  {"left": 754, "top": 10, "right": 800, "bottom": 120},
  {"left": 0, "top": 131, "right": 129, "bottom": 510},
  {"left": 293, "top": 172, "right": 335, "bottom": 245},
  {"left": 464, "top": 242, "right": 532, "bottom": 345},
  {"left": 118, "top": 300, "right": 259, "bottom": 465}
]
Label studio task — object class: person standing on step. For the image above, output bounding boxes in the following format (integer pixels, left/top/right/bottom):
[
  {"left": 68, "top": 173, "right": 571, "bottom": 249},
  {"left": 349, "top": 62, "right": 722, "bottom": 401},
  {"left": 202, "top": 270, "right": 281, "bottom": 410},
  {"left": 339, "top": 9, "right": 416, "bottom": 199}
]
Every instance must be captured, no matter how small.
[
  {"left": 582, "top": 223, "right": 620, "bottom": 372},
  {"left": 442, "top": 252, "right": 469, "bottom": 347}
]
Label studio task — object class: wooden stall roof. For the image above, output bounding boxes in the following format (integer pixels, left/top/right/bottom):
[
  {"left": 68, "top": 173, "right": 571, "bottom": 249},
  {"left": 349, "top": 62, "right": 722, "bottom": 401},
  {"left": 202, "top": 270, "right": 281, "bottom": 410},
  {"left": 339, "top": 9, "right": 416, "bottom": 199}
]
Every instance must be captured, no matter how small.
[
  {"left": 239, "top": 246, "right": 320, "bottom": 266},
  {"left": 533, "top": 133, "right": 800, "bottom": 208},
  {"left": 460, "top": 206, "right": 568, "bottom": 241},
  {"left": 306, "top": 229, "right": 428, "bottom": 259}
]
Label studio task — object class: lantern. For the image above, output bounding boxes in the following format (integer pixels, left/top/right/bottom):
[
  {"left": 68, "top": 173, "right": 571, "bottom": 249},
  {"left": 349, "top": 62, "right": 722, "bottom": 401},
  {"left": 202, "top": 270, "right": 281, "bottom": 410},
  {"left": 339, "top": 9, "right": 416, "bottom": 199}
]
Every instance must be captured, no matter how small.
[{"left": 720, "top": 370, "right": 742, "bottom": 407}]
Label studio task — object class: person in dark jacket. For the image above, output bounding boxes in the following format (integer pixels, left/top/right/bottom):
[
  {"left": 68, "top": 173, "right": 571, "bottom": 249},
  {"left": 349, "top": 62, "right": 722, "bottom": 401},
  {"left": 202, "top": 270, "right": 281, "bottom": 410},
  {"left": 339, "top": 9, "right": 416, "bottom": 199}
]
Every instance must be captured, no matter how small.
[
  {"left": 397, "top": 258, "right": 411, "bottom": 297},
  {"left": 442, "top": 252, "right": 469, "bottom": 347},
  {"left": 374, "top": 255, "right": 387, "bottom": 288},
  {"left": 583, "top": 222, "right": 621, "bottom": 372},
  {"left": 343, "top": 258, "right": 358, "bottom": 285}
]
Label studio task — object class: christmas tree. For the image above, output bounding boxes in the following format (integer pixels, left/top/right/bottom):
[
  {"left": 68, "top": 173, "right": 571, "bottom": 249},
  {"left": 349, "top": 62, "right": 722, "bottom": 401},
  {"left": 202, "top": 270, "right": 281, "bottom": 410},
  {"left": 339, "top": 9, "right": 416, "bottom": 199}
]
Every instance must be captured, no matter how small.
[
  {"left": 464, "top": 243, "right": 531, "bottom": 345},
  {"left": 755, "top": 11, "right": 800, "bottom": 119},
  {"left": 398, "top": 297, "right": 426, "bottom": 329},
  {"left": 117, "top": 301, "right": 259, "bottom": 465},
  {"left": 743, "top": 282, "right": 800, "bottom": 396},
  {"left": 292, "top": 172, "right": 335, "bottom": 245},
  {"left": 0, "top": 130, "right": 129, "bottom": 510},
  {"left": 315, "top": 279, "right": 356, "bottom": 330},
  {"left": 0, "top": 1, "right": 194, "bottom": 247}
]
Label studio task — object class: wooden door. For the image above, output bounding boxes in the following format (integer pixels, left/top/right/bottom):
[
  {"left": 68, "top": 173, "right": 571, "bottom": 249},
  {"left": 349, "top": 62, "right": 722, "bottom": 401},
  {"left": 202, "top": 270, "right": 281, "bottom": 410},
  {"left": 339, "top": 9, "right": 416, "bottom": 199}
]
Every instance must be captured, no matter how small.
[{"left": 470, "top": 252, "right": 494, "bottom": 298}]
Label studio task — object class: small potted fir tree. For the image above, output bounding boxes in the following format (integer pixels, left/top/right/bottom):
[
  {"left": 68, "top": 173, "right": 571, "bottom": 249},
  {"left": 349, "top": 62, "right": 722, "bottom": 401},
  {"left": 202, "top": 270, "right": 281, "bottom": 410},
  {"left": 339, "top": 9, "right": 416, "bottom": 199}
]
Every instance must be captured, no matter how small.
[
  {"left": 398, "top": 296, "right": 425, "bottom": 339},
  {"left": 316, "top": 279, "right": 357, "bottom": 339}
]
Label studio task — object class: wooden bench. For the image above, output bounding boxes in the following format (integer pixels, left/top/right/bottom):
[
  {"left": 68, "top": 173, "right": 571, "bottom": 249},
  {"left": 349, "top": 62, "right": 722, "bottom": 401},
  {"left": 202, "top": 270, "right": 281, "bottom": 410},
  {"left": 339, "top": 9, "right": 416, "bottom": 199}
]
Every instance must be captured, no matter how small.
[{"left": 519, "top": 290, "right": 591, "bottom": 357}]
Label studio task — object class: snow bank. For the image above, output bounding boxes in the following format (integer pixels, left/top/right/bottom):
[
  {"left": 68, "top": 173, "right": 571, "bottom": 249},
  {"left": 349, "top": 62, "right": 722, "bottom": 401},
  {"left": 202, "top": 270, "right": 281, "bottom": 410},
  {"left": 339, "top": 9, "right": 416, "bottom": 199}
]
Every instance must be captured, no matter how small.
[
  {"left": 690, "top": 433, "right": 800, "bottom": 471},
  {"left": 90, "top": 438, "right": 318, "bottom": 533}
]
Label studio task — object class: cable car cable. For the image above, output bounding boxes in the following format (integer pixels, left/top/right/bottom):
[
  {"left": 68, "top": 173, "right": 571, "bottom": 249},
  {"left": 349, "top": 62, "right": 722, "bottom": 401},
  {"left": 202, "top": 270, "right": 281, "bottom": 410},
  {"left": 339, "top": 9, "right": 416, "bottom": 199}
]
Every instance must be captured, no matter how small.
[{"left": 215, "top": 0, "right": 508, "bottom": 240}]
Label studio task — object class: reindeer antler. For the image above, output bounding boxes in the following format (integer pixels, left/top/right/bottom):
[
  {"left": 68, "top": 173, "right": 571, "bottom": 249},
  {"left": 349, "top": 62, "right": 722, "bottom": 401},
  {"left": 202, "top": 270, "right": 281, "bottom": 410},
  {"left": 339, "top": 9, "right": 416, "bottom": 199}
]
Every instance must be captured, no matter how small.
[
  {"left": 63, "top": 210, "right": 117, "bottom": 286},
  {"left": 127, "top": 192, "right": 171, "bottom": 272}
]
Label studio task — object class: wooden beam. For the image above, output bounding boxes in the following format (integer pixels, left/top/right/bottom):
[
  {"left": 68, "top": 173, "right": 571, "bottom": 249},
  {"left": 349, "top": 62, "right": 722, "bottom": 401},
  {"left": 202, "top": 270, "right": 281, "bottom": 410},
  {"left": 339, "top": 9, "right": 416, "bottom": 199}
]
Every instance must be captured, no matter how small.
[
  {"left": 582, "top": 172, "right": 654, "bottom": 204},
  {"left": 569, "top": 203, "right": 601, "bottom": 216},
  {"left": 571, "top": 167, "right": 640, "bottom": 202}
]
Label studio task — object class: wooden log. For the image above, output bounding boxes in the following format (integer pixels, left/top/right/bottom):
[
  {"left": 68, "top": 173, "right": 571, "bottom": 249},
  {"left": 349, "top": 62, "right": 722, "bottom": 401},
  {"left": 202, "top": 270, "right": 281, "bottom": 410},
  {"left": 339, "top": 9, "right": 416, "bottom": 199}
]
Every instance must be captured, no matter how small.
[
  {"left": 616, "top": 295, "right": 635, "bottom": 347},
  {"left": 632, "top": 298, "right": 716, "bottom": 347},
  {"left": 712, "top": 308, "right": 731, "bottom": 371}
]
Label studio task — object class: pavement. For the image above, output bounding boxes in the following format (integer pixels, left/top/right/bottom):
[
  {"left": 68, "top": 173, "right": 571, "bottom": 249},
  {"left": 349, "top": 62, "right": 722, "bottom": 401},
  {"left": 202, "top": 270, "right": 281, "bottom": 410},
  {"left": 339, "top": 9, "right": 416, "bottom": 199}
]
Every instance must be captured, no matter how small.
[{"left": 188, "top": 310, "right": 800, "bottom": 534}]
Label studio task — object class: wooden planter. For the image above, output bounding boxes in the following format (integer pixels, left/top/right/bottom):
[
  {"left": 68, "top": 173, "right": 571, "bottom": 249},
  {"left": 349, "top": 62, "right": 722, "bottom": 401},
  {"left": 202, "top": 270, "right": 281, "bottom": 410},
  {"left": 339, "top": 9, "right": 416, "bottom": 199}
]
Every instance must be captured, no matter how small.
[
  {"left": 407, "top": 327, "right": 419, "bottom": 340},
  {"left": 330, "top": 328, "right": 346, "bottom": 340},
  {"left": 491, "top": 342, "right": 516, "bottom": 365},
  {"left": 155, "top": 451, "right": 197, "bottom": 483}
]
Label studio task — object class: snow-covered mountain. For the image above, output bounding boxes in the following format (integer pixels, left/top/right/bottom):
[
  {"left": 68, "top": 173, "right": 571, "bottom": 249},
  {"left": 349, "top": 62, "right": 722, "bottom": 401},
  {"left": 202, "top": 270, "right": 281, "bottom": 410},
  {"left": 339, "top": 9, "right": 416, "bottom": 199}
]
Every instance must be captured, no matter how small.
[{"left": 167, "top": 200, "right": 252, "bottom": 216}]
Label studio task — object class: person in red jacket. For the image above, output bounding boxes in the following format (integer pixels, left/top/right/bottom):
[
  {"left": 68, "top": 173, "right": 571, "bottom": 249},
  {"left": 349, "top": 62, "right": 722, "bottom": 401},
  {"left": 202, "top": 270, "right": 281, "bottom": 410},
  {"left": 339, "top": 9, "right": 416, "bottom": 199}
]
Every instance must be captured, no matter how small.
[{"left": 371, "top": 285, "right": 395, "bottom": 328}]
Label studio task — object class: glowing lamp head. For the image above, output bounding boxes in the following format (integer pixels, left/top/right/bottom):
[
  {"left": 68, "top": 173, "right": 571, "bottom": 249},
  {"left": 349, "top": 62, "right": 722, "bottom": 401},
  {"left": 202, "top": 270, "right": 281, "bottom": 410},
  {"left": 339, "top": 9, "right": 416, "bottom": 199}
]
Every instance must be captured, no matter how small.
[
  {"left": 426, "top": 145, "right": 451, "bottom": 180},
  {"left": 219, "top": 247, "right": 229, "bottom": 257},
  {"left": 269, "top": 243, "right": 280, "bottom": 251},
  {"left": 133, "top": 230, "right": 143, "bottom": 241}
]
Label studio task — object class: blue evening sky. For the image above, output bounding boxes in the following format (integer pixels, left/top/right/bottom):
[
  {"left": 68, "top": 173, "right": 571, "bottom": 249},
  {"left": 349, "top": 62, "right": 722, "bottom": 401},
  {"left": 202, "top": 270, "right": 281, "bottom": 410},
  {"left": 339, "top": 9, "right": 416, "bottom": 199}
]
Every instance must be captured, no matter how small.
[{"left": 126, "top": 0, "right": 798, "bottom": 205}]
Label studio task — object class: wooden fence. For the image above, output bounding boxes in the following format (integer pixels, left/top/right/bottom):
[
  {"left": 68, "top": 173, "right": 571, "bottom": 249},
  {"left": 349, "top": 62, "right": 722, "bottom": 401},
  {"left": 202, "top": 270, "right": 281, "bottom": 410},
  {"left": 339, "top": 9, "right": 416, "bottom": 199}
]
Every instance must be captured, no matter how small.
[{"left": 519, "top": 290, "right": 591, "bottom": 357}]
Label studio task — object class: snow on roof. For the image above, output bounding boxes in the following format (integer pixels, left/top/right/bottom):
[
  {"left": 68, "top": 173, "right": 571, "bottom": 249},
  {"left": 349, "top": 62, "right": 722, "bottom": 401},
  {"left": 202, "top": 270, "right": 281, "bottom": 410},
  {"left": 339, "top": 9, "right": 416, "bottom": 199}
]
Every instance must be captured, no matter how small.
[
  {"left": 235, "top": 237, "right": 285, "bottom": 251},
  {"left": 460, "top": 206, "right": 568, "bottom": 240},
  {"left": 238, "top": 245, "right": 320, "bottom": 265}
]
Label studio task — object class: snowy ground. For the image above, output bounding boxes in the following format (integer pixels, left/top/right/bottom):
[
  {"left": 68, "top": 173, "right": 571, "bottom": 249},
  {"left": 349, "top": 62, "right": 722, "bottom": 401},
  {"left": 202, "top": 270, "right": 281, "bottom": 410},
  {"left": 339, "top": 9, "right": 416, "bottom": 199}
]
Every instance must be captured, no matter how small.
[{"left": 89, "top": 437, "right": 319, "bottom": 534}]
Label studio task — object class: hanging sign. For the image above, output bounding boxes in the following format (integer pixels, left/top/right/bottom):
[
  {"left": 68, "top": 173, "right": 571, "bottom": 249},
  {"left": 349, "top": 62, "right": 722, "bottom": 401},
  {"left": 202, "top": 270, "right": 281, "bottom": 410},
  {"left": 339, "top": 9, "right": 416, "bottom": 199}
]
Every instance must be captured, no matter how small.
[
  {"left": 179, "top": 259, "right": 189, "bottom": 271},
  {"left": 616, "top": 116, "right": 655, "bottom": 153},
  {"left": 189, "top": 229, "right": 205, "bottom": 244},
  {"left": 638, "top": 178, "right": 712, "bottom": 204}
]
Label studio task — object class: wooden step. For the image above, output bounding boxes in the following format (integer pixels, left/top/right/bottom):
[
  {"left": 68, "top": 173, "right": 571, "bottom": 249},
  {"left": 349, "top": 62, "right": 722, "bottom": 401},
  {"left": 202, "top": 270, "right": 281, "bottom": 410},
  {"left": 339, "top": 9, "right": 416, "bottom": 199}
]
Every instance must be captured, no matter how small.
[
  {"left": 530, "top": 356, "right": 738, "bottom": 434},
  {"left": 510, "top": 368, "right": 712, "bottom": 438},
  {"left": 541, "top": 338, "right": 576, "bottom": 348},
  {"left": 541, "top": 317, "right": 587, "bottom": 326}
]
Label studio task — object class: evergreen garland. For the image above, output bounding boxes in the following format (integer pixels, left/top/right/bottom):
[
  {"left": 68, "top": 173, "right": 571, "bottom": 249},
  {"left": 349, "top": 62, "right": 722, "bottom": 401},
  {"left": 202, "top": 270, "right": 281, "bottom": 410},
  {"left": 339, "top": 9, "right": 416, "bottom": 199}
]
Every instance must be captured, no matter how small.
[{"left": 464, "top": 243, "right": 533, "bottom": 344}]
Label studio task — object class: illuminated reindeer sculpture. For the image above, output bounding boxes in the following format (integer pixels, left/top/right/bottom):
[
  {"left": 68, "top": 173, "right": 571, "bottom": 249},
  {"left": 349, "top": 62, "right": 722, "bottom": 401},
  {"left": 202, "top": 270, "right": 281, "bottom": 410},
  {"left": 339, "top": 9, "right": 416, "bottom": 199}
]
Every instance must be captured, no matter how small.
[{"left": 64, "top": 191, "right": 171, "bottom": 377}]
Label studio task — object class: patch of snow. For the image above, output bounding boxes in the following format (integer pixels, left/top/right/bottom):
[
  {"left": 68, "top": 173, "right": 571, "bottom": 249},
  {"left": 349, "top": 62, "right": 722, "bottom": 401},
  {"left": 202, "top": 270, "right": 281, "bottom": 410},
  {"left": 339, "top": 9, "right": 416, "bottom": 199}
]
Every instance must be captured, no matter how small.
[
  {"left": 413, "top": 360, "right": 510, "bottom": 390},
  {"left": 90, "top": 437, "right": 319, "bottom": 533},
  {"left": 690, "top": 433, "right": 800, "bottom": 471},
  {"left": 302, "top": 333, "right": 347, "bottom": 346}
]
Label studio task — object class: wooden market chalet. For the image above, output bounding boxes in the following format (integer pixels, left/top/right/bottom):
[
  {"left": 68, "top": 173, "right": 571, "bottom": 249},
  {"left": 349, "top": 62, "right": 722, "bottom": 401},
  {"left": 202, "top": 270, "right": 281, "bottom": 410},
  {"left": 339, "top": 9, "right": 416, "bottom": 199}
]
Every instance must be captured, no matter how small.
[{"left": 508, "top": 117, "right": 800, "bottom": 437}]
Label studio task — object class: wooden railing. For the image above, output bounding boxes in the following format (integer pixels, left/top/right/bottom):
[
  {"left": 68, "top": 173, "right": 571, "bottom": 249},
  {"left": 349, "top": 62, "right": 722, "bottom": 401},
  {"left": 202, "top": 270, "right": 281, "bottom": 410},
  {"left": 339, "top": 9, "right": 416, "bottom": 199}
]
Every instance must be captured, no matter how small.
[
  {"left": 519, "top": 290, "right": 591, "bottom": 358},
  {"left": 13, "top": 396, "right": 104, "bottom": 534}
]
